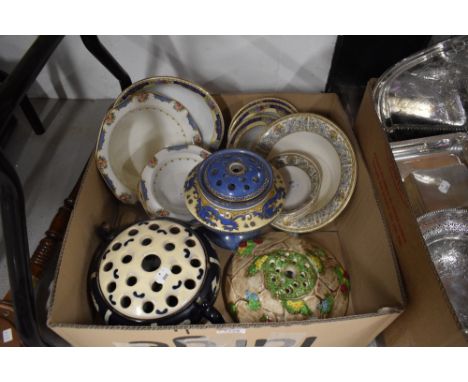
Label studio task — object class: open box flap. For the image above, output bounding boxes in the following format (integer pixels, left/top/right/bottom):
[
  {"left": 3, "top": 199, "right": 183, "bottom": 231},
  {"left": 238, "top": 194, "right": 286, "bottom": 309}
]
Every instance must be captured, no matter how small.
[{"left": 354, "top": 80, "right": 467, "bottom": 346}]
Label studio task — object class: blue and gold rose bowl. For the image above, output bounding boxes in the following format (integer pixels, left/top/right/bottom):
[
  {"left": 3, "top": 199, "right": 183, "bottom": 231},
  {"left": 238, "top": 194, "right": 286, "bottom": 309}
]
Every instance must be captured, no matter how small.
[{"left": 184, "top": 149, "right": 286, "bottom": 249}]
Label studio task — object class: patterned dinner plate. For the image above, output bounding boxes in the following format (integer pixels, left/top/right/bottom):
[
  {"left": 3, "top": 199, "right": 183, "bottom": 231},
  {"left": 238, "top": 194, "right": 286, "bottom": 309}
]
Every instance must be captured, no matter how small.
[
  {"left": 139, "top": 145, "right": 210, "bottom": 221},
  {"left": 96, "top": 92, "right": 202, "bottom": 204},
  {"left": 256, "top": 113, "right": 357, "bottom": 233},
  {"left": 113, "top": 76, "right": 225, "bottom": 151},
  {"left": 269, "top": 152, "right": 322, "bottom": 225}
]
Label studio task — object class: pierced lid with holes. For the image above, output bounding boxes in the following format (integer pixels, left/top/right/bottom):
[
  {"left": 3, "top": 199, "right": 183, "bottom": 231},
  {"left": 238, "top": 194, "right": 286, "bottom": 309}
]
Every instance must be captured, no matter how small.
[
  {"left": 95, "top": 220, "right": 207, "bottom": 321},
  {"left": 184, "top": 149, "right": 286, "bottom": 233},
  {"left": 200, "top": 149, "right": 272, "bottom": 203},
  {"left": 223, "top": 232, "right": 350, "bottom": 323}
]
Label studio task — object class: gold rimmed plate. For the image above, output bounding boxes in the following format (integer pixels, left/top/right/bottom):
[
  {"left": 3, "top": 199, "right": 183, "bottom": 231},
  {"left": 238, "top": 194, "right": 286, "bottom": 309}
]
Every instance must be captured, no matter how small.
[
  {"left": 270, "top": 152, "right": 322, "bottom": 225},
  {"left": 228, "top": 97, "right": 297, "bottom": 140},
  {"left": 96, "top": 92, "right": 202, "bottom": 204},
  {"left": 114, "top": 76, "right": 225, "bottom": 151},
  {"left": 256, "top": 113, "right": 357, "bottom": 233},
  {"left": 228, "top": 112, "right": 279, "bottom": 150}
]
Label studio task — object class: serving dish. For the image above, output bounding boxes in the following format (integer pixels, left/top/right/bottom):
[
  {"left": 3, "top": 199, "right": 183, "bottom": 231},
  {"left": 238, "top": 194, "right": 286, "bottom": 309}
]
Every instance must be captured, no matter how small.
[
  {"left": 139, "top": 145, "right": 210, "bottom": 221},
  {"left": 88, "top": 218, "right": 224, "bottom": 325},
  {"left": 374, "top": 36, "right": 468, "bottom": 141},
  {"left": 184, "top": 149, "right": 286, "bottom": 249},
  {"left": 223, "top": 232, "right": 350, "bottom": 323},
  {"left": 390, "top": 133, "right": 468, "bottom": 216},
  {"left": 96, "top": 92, "right": 201, "bottom": 204},
  {"left": 256, "top": 113, "right": 357, "bottom": 233},
  {"left": 418, "top": 209, "right": 468, "bottom": 334},
  {"left": 270, "top": 152, "right": 321, "bottom": 222},
  {"left": 113, "top": 76, "right": 224, "bottom": 151},
  {"left": 390, "top": 132, "right": 468, "bottom": 180}
]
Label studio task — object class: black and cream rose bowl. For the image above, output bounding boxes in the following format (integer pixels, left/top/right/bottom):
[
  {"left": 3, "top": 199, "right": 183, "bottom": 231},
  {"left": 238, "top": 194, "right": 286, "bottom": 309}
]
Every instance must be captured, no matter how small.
[{"left": 88, "top": 218, "right": 224, "bottom": 325}]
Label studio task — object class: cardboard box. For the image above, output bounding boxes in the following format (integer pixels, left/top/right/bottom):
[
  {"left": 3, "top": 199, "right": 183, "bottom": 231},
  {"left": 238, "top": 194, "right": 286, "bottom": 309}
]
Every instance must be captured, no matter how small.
[
  {"left": 354, "top": 81, "right": 467, "bottom": 346},
  {"left": 47, "top": 92, "right": 405, "bottom": 346}
]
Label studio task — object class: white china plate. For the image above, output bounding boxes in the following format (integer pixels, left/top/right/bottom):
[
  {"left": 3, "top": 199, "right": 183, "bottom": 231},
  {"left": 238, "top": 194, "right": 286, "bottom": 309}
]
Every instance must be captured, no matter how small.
[
  {"left": 96, "top": 92, "right": 202, "bottom": 204},
  {"left": 256, "top": 113, "right": 357, "bottom": 232},
  {"left": 269, "top": 131, "right": 340, "bottom": 211},
  {"left": 270, "top": 152, "right": 321, "bottom": 216},
  {"left": 114, "top": 76, "right": 224, "bottom": 151},
  {"left": 139, "top": 145, "right": 210, "bottom": 221}
]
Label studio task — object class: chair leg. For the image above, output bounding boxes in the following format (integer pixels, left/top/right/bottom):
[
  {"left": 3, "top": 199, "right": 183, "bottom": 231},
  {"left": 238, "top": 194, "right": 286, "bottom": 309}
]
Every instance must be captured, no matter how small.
[
  {"left": 0, "top": 67, "right": 46, "bottom": 136},
  {"left": 19, "top": 96, "right": 45, "bottom": 135},
  {"left": 81, "top": 35, "right": 132, "bottom": 91}
]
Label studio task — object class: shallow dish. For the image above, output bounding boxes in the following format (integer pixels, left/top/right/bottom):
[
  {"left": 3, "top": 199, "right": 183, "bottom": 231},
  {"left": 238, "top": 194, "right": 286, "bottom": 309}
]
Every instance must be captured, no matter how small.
[
  {"left": 256, "top": 113, "right": 357, "bottom": 232},
  {"left": 270, "top": 152, "right": 321, "bottom": 222},
  {"left": 113, "top": 76, "right": 224, "bottom": 151},
  {"left": 228, "top": 97, "right": 297, "bottom": 140},
  {"left": 96, "top": 92, "right": 201, "bottom": 204},
  {"left": 139, "top": 145, "right": 210, "bottom": 221},
  {"left": 418, "top": 208, "right": 468, "bottom": 334}
]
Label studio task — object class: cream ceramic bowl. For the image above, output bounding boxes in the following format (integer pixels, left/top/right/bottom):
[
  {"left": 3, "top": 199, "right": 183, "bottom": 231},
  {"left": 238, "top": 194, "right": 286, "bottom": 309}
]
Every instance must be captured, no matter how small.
[
  {"left": 139, "top": 145, "right": 210, "bottom": 221},
  {"left": 96, "top": 92, "right": 202, "bottom": 204}
]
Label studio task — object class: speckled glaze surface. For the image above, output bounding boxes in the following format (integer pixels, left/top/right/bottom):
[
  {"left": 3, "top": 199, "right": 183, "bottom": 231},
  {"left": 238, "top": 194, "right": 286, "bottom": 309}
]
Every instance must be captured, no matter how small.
[
  {"left": 183, "top": 149, "right": 286, "bottom": 233},
  {"left": 113, "top": 76, "right": 225, "bottom": 151},
  {"left": 223, "top": 232, "right": 350, "bottom": 323},
  {"left": 96, "top": 92, "right": 202, "bottom": 204},
  {"left": 88, "top": 219, "right": 224, "bottom": 325},
  {"left": 139, "top": 145, "right": 210, "bottom": 221}
]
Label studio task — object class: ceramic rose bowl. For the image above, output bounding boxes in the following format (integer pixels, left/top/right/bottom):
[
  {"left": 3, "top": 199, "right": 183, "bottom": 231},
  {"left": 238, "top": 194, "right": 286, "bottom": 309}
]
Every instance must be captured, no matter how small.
[
  {"left": 88, "top": 218, "right": 224, "bottom": 326},
  {"left": 183, "top": 149, "right": 286, "bottom": 250},
  {"left": 223, "top": 232, "right": 350, "bottom": 323}
]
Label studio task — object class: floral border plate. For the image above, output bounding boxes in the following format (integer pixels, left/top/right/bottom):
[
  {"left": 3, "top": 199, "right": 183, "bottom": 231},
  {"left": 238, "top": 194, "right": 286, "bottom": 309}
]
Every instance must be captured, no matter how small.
[
  {"left": 270, "top": 152, "right": 322, "bottom": 224},
  {"left": 96, "top": 92, "right": 202, "bottom": 204},
  {"left": 256, "top": 113, "right": 357, "bottom": 233},
  {"left": 139, "top": 145, "right": 210, "bottom": 221},
  {"left": 113, "top": 76, "right": 224, "bottom": 151}
]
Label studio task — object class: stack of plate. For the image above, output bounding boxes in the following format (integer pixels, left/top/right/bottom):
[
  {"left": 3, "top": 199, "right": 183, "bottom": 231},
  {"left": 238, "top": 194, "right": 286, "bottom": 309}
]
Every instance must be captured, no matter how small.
[
  {"left": 95, "top": 76, "right": 224, "bottom": 221},
  {"left": 227, "top": 98, "right": 297, "bottom": 150},
  {"left": 96, "top": 85, "right": 358, "bottom": 233}
]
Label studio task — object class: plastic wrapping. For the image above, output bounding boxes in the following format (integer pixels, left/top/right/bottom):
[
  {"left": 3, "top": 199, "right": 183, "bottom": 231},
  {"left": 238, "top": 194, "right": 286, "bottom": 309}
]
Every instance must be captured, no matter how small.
[
  {"left": 390, "top": 133, "right": 468, "bottom": 216},
  {"left": 374, "top": 36, "right": 468, "bottom": 141}
]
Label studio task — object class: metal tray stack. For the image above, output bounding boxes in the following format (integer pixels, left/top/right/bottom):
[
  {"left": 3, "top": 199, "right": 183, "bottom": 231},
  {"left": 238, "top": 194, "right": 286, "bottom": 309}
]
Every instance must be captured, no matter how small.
[{"left": 374, "top": 37, "right": 468, "bottom": 336}]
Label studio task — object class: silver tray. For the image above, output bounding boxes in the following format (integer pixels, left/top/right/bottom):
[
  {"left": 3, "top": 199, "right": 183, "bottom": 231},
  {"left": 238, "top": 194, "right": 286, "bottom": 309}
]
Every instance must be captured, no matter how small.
[
  {"left": 374, "top": 36, "right": 468, "bottom": 140},
  {"left": 391, "top": 133, "right": 468, "bottom": 215},
  {"left": 391, "top": 132, "right": 468, "bottom": 180},
  {"left": 418, "top": 208, "right": 468, "bottom": 335}
]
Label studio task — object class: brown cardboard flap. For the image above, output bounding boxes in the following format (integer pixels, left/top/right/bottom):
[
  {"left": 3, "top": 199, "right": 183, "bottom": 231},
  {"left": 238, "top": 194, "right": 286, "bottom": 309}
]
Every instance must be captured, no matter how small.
[
  {"left": 51, "top": 312, "right": 400, "bottom": 347},
  {"left": 354, "top": 81, "right": 467, "bottom": 346}
]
